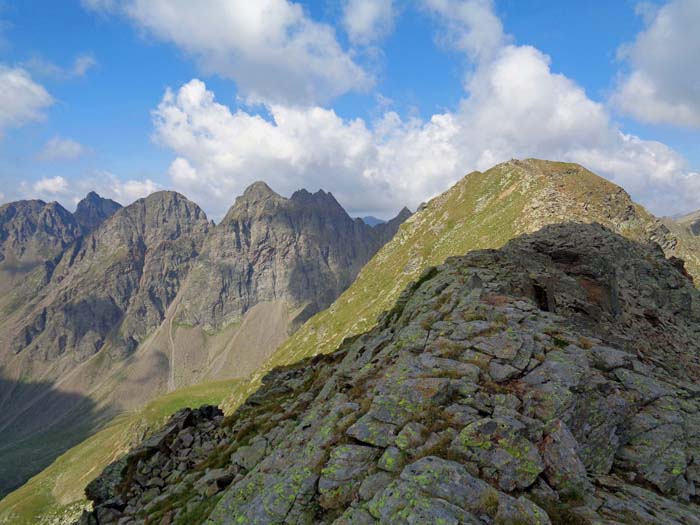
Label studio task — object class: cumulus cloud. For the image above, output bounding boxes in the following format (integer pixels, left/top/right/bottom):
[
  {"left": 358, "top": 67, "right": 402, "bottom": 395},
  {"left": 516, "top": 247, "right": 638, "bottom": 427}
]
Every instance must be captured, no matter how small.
[
  {"left": 97, "top": 174, "right": 160, "bottom": 204},
  {"left": 613, "top": 0, "right": 700, "bottom": 127},
  {"left": 421, "top": 0, "right": 507, "bottom": 62},
  {"left": 343, "top": 0, "right": 395, "bottom": 45},
  {"left": 19, "top": 171, "right": 159, "bottom": 209},
  {"left": 32, "top": 176, "right": 70, "bottom": 195},
  {"left": 83, "top": 0, "right": 371, "bottom": 105},
  {"left": 0, "top": 66, "right": 53, "bottom": 136},
  {"left": 38, "top": 136, "right": 89, "bottom": 161},
  {"left": 70, "top": 172, "right": 159, "bottom": 206},
  {"left": 150, "top": 0, "right": 700, "bottom": 218},
  {"left": 153, "top": 80, "right": 381, "bottom": 217}
]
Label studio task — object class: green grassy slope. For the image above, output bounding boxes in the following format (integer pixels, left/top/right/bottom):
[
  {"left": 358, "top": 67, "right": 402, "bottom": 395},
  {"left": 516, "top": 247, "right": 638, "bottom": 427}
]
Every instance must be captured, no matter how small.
[
  {"left": 221, "top": 159, "right": 700, "bottom": 413},
  {"left": 0, "top": 379, "right": 238, "bottom": 525}
]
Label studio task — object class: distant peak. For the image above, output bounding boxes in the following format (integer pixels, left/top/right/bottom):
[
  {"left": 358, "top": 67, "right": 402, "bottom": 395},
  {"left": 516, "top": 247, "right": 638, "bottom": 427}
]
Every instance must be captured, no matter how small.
[
  {"left": 242, "top": 181, "right": 279, "bottom": 200},
  {"left": 359, "top": 216, "right": 386, "bottom": 227},
  {"left": 77, "top": 191, "right": 121, "bottom": 208},
  {"left": 290, "top": 188, "right": 338, "bottom": 205},
  {"left": 137, "top": 190, "right": 193, "bottom": 206},
  {"left": 74, "top": 191, "right": 122, "bottom": 232}
]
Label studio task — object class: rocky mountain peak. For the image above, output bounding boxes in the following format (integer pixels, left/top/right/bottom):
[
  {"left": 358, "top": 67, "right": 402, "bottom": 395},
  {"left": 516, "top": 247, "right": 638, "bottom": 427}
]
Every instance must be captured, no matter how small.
[
  {"left": 290, "top": 188, "right": 344, "bottom": 212},
  {"left": 264, "top": 158, "right": 700, "bottom": 410},
  {"left": 113, "top": 190, "right": 209, "bottom": 242},
  {"left": 239, "top": 181, "right": 280, "bottom": 202},
  {"left": 81, "top": 222, "right": 700, "bottom": 524},
  {"left": 8, "top": 189, "right": 210, "bottom": 361},
  {"left": 394, "top": 206, "right": 413, "bottom": 222},
  {"left": 177, "top": 182, "right": 409, "bottom": 332},
  {"left": 0, "top": 199, "right": 80, "bottom": 267},
  {"left": 74, "top": 191, "right": 122, "bottom": 233}
]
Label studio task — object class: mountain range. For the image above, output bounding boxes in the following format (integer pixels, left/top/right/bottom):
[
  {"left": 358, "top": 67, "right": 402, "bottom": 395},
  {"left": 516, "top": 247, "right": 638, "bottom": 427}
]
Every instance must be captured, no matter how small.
[
  {"left": 0, "top": 185, "right": 409, "bottom": 500},
  {"left": 1, "top": 159, "right": 700, "bottom": 524}
]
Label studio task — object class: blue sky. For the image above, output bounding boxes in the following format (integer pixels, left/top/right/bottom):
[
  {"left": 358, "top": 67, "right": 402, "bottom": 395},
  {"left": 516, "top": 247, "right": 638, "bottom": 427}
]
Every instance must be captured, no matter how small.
[{"left": 0, "top": 0, "right": 698, "bottom": 220}]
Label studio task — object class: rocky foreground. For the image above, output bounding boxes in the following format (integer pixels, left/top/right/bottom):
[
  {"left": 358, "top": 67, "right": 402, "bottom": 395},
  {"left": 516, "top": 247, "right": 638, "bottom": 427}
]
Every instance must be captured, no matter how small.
[{"left": 81, "top": 223, "right": 700, "bottom": 524}]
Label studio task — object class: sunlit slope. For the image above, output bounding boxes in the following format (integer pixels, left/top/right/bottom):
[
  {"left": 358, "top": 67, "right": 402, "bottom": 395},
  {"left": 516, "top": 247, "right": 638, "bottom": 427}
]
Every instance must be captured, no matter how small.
[
  {"left": 223, "top": 158, "right": 700, "bottom": 412},
  {"left": 0, "top": 379, "right": 238, "bottom": 525}
]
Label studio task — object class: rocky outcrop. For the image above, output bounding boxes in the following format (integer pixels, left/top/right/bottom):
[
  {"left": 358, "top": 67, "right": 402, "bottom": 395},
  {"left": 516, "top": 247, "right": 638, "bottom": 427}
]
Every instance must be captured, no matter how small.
[
  {"left": 81, "top": 223, "right": 700, "bottom": 524},
  {"left": 74, "top": 192, "right": 122, "bottom": 233},
  {"left": 176, "top": 182, "right": 410, "bottom": 331}
]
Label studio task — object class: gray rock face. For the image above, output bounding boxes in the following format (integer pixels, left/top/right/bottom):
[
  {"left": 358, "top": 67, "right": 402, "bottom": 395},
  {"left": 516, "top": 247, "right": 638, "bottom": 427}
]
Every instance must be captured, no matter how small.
[
  {"left": 12, "top": 191, "right": 210, "bottom": 360},
  {"left": 176, "top": 182, "right": 410, "bottom": 331},
  {"left": 74, "top": 191, "right": 122, "bottom": 233},
  {"left": 0, "top": 199, "right": 81, "bottom": 268},
  {"left": 82, "top": 223, "right": 700, "bottom": 524}
]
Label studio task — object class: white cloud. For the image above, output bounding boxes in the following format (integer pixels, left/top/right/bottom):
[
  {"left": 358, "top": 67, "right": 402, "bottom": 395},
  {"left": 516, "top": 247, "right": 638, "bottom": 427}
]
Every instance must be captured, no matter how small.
[
  {"left": 39, "top": 136, "right": 89, "bottom": 161},
  {"left": 83, "top": 0, "right": 372, "bottom": 105},
  {"left": 613, "top": 0, "right": 700, "bottom": 127},
  {"left": 153, "top": 79, "right": 381, "bottom": 218},
  {"left": 107, "top": 176, "right": 160, "bottom": 204},
  {"left": 33, "top": 176, "right": 69, "bottom": 195},
  {"left": 150, "top": 1, "right": 700, "bottom": 219},
  {"left": 19, "top": 172, "right": 159, "bottom": 209},
  {"left": 0, "top": 66, "right": 53, "bottom": 136},
  {"left": 343, "top": 0, "right": 395, "bottom": 45},
  {"left": 421, "top": 0, "right": 507, "bottom": 62},
  {"left": 70, "top": 171, "right": 160, "bottom": 206}
]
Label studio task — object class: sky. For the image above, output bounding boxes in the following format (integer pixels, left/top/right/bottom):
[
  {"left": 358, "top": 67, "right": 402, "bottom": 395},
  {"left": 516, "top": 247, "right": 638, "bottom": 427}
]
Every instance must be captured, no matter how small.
[{"left": 0, "top": 0, "right": 699, "bottom": 220}]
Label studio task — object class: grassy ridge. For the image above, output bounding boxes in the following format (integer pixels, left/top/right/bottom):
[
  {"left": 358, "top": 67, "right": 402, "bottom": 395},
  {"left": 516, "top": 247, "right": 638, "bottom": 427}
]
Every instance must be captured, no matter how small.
[
  {"left": 0, "top": 379, "right": 238, "bottom": 525},
  {"left": 221, "top": 159, "right": 700, "bottom": 413}
]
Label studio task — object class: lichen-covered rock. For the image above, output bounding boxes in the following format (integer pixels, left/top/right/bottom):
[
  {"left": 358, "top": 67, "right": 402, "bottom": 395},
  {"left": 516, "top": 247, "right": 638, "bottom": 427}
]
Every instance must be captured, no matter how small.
[
  {"left": 81, "top": 223, "right": 700, "bottom": 524},
  {"left": 452, "top": 417, "right": 545, "bottom": 491},
  {"left": 319, "top": 444, "right": 379, "bottom": 508}
]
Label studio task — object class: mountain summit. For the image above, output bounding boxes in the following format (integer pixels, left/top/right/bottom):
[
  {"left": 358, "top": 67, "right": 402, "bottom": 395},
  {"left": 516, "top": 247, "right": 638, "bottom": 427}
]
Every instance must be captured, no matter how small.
[{"left": 73, "top": 192, "right": 122, "bottom": 233}]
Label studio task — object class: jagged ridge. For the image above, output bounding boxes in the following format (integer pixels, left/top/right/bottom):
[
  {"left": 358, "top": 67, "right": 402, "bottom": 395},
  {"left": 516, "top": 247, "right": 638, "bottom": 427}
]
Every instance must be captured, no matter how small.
[{"left": 176, "top": 183, "right": 409, "bottom": 332}]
